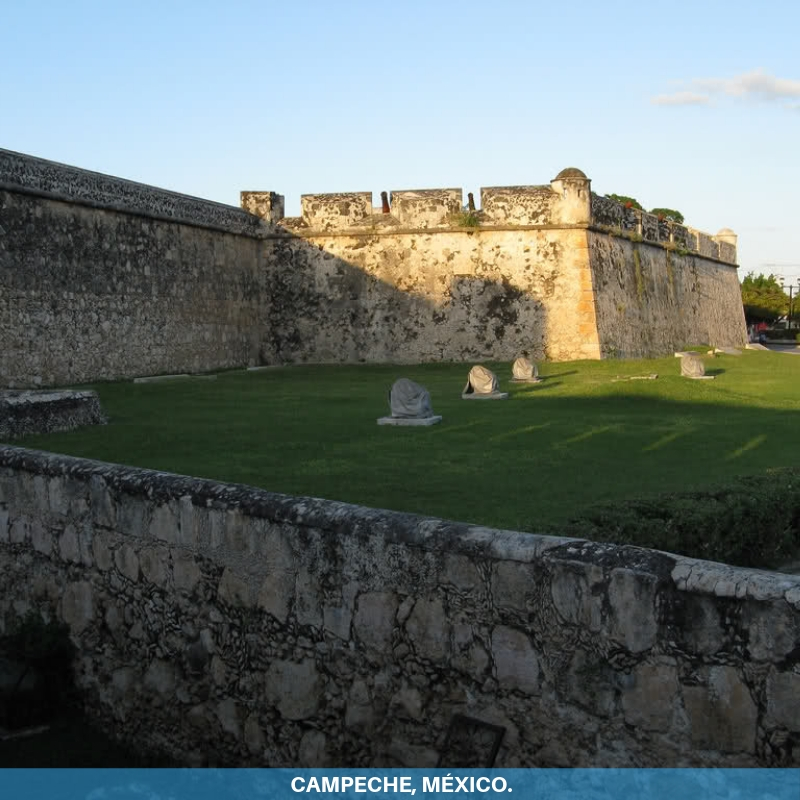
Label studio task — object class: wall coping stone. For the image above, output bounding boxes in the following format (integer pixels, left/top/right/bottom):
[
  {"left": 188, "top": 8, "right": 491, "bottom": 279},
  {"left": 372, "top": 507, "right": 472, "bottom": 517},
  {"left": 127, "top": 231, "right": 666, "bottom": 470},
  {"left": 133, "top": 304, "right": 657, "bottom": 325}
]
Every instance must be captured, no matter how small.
[
  {"left": 2, "top": 445, "right": 797, "bottom": 606},
  {"left": 0, "top": 148, "right": 266, "bottom": 238}
]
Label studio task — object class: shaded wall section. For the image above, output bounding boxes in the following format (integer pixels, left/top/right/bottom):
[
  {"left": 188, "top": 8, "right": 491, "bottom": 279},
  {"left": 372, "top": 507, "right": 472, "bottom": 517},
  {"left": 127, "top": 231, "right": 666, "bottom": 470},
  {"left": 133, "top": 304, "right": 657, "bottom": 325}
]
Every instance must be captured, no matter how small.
[
  {"left": 0, "top": 149, "right": 267, "bottom": 388},
  {"left": 1, "top": 445, "right": 798, "bottom": 767},
  {"left": 589, "top": 232, "right": 748, "bottom": 357},
  {"left": 265, "top": 227, "right": 597, "bottom": 364}
]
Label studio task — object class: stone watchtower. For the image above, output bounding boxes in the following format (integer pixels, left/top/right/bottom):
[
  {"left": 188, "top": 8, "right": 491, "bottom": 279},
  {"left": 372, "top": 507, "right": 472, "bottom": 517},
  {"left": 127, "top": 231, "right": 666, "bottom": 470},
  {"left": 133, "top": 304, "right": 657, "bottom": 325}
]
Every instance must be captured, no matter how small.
[{"left": 550, "top": 167, "right": 592, "bottom": 225}]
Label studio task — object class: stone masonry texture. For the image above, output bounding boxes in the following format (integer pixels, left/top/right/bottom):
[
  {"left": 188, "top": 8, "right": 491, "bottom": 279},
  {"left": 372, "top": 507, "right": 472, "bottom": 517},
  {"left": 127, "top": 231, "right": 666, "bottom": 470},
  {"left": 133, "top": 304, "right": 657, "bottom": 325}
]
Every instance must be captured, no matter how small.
[
  {"left": 1, "top": 149, "right": 746, "bottom": 388},
  {"left": 1, "top": 445, "right": 798, "bottom": 767}
]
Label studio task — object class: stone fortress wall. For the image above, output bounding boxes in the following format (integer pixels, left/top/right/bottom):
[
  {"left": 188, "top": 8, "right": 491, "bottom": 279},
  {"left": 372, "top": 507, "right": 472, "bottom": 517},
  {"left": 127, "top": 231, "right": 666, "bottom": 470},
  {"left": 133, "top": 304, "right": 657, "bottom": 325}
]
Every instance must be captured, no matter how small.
[
  {"left": 247, "top": 169, "right": 746, "bottom": 365},
  {"left": 0, "top": 149, "right": 267, "bottom": 388},
  {"left": 1, "top": 446, "right": 798, "bottom": 767},
  {"left": 1, "top": 149, "right": 746, "bottom": 388}
]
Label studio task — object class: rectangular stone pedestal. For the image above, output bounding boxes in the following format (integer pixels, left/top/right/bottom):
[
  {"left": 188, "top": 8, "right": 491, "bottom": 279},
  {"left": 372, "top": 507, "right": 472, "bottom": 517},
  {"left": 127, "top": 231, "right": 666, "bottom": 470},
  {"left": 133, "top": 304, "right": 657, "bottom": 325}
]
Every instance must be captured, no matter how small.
[
  {"left": 377, "top": 416, "right": 443, "bottom": 426},
  {"left": 462, "top": 392, "right": 509, "bottom": 400}
]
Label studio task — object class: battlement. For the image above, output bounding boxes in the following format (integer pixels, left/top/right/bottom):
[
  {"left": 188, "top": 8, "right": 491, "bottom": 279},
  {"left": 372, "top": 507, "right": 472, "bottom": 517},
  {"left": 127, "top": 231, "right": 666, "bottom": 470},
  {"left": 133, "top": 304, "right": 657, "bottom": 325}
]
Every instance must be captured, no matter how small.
[
  {"left": 590, "top": 193, "right": 737, "bottom": 265},
  {"left": 249, "top": 167, "right": 596, "bottom": 232},
  {"left": 480, "top": 185, "right": 556, "bottom": 225}
]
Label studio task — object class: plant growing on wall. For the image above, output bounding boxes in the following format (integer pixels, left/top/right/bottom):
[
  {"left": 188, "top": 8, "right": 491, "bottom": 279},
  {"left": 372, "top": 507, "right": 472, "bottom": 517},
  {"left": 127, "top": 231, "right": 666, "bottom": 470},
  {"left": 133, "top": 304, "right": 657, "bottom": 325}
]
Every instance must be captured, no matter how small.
[
  {"left": 605, "top": 194, "right": 643, "bottom": 210},
  {"left": 450, "top": 210, "right": 480, "bottom": 228},
  {"left": 650, "top": 207, "right": 685, "bottom": 224}
]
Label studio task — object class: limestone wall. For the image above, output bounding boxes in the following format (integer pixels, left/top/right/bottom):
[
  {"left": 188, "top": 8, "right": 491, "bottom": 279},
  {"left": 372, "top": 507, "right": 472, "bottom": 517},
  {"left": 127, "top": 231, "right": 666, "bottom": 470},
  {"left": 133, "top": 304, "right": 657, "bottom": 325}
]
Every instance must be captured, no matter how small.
[
  {"left": 265, "top": 226, "right": 599, "bottom": 364},
  {"left": 589, "top": 232, "right": 748, "bottom": 357},
  {"left": 1, "top": 444, "right": 798, "bottom": 768},
  {"left": 0, "top": 149, "right": 268, "bottom": 388}
]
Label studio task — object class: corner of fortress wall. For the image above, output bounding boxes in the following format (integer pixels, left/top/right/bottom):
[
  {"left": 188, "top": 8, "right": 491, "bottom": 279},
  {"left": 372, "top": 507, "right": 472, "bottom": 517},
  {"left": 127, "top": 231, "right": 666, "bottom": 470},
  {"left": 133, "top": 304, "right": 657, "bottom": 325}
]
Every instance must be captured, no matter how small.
[
  {"left": 0, "top": 148, "right": 746, "bottom": 388},
  {"left": 244, "top": 169, "right": 743, "bottom": 364}
]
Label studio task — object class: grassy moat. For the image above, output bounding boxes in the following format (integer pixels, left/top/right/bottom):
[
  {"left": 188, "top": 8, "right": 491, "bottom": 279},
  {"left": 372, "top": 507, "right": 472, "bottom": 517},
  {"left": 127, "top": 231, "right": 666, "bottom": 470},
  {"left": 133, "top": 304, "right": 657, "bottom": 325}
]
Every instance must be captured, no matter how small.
[{"left": 14, "top": 349, "right": 800, "bottom": 568}]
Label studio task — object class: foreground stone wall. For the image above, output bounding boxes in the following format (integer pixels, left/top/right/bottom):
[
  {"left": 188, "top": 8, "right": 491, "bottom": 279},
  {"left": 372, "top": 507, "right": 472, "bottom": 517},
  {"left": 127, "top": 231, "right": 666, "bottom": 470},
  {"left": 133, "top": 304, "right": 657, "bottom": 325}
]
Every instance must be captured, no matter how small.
[
  {"left": 0, "top": 149, "right": 268, "bottom": 388},
  {"left": 1, "top": 445, "right": 798, "bottom": 767}
]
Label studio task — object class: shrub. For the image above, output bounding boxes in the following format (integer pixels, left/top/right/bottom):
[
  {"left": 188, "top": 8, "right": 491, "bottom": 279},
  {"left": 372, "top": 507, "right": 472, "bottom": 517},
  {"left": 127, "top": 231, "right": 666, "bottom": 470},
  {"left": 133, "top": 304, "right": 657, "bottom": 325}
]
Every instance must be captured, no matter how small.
[
  {"left": 606, "top": 194, "right": 643, "bottom": 211},
  {"left": 450, "top": 210, "right": 480, "bottom": 228},
  {"left": 650, "top": 207, "right": 685, "bottom": 224},
  {"left": 557, "top": 470, "right": 800, "bottom": 568}
]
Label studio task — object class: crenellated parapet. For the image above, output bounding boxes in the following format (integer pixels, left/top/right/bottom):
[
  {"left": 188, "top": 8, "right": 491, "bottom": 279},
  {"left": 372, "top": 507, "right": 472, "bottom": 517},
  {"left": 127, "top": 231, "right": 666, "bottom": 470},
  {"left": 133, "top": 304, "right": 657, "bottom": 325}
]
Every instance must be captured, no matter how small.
[
  {"left": 390, "top": 188, "right": 463, "bottom": 228},
  {"left": 248, "top": 167, "right": 596, "bottom": 233},
  {"left": 590, "top": 193, "right": 737, "bottom": 265}
]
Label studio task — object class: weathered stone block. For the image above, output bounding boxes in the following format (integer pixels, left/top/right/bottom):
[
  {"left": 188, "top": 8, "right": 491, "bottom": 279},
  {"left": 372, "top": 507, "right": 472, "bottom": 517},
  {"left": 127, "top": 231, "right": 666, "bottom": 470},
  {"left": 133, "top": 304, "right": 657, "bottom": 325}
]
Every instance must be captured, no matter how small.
[
  {"left": 265, "top": 659, "right": 321, "bottom": 720},
  {"left": 621, "top": 663, "right": 678, "bottom": 732},
  {"left": 89, "top": 474, "right": 116, "bottom": 528},
  {"left": 765, "top": 670, "right": 800, "bottom": 731},
  {"left": 442, "top": 553, "right": 481, "bottom": 592},
  {"left": 144, "top": 658, "right": 176, "bottom": 696},
  {"left": 30, "top": 519, "right": 53, "bottom": 555},
  {"left": 173, "top": 551, "right": 202, "bottom": 593},
  {"left": 217, "top": 567, "right": 253, "bottom": 608},
  {"left": 178, "top": 495, "right": 198, "bottom": 548},
  {"left": 58, "top": 524, "right": 81, "bottom": 563},
  {"left": 608, "top": 568, "right": 658, "bottom": 652},
  {"left": 92, "top": 536, "right": 113, "bottom": 572},
  {"left": 9, "top": 516, "right": 29, "bottom": 544},
  {"left": 491, "top": 625, "right": 539, "bottom": 694},
  {"left": 295, "top": 566, "right": 323, "bottom": 627},
  {"left": 298, "top": 730, "right": 328, "bottom": 767},
  {"left": 114, "top": 543, "right": 140, "bottom": 582},
  {"left": 353, "top": 591, "right": 397, "bottom": 652},
  {"left": 744, "top": 602, "right": 799, "bottom": 662},
  {"left": 139, "top": 546, "right": 169, "bottom": 587},
  {"left": 61, "top": 580, "right": 94, "bottom": 633},
  {"left": 216, "top": 698, "right": 242, "bottom": 739},
  {"left": 678, "top": 596, "right": 725, "bottom": 655},
  {"left": 345, "top": 678, "right": 374, "bottom": 730},
  {"left": 550, "top": 566, "right": 603, "bottom": 631},
  {"left": 323, "top": 604, "right": 353, "bottom": 640},
  {"left": 117, "top": 494, "right": 149, "bottom": 538},
  {"left": 683, "top": 666, "right": 757, "bottom": 753},
  {"left": 492, "top": 561, "right": 533, "bottom": 613},
  {"left": 406, "top": 596, "right": 450, "bottom": 661},
  {"left": 150, "top": 503, "right": 179, "bottom": 544},
  {"left": 244, "top": 711, "right": 265, "bottom": 754}
]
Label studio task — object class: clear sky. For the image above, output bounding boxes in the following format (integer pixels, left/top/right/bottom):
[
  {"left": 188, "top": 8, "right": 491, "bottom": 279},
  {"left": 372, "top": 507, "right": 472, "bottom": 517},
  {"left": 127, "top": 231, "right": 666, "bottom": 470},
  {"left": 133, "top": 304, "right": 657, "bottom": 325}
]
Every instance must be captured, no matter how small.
[{"left": 2, "top": 0, "right": 798, "bottom": 284}]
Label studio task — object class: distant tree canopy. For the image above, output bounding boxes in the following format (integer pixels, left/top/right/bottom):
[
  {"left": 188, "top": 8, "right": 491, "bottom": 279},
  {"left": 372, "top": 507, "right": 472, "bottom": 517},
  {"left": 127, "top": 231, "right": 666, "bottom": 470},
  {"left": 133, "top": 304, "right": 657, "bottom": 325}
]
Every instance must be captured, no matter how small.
[
  {"left": 649, "top": 207, "right": 685, "bottom": 224},
  {"left": 740, "top": 272, "right": 789, "bottom": 323},
  {"left": 605, "top": 194, "right": 643, "bottom": 210}
]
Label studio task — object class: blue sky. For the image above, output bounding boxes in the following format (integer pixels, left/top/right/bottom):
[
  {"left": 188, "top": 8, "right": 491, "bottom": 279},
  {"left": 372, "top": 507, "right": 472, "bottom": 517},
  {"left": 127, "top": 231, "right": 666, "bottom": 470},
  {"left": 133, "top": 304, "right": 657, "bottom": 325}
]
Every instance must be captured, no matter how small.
[{"left": 2, "top": 0, "right": 798, "bottom": 283}]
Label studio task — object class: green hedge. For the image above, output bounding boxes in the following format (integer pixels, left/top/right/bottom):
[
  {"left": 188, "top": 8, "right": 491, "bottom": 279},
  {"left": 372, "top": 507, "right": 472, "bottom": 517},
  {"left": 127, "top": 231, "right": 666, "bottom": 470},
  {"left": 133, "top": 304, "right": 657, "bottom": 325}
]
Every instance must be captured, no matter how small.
[{"left": 557, "top": 470, "right": 800, "bottom": 569}]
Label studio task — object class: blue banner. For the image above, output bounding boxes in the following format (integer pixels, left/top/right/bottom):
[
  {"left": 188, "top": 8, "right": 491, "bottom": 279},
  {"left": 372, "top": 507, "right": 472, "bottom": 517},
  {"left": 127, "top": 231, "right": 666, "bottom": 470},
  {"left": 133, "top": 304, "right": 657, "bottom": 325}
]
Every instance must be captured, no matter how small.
[{"left": 1, "top": 769, "right": 798, "bottom": 800}]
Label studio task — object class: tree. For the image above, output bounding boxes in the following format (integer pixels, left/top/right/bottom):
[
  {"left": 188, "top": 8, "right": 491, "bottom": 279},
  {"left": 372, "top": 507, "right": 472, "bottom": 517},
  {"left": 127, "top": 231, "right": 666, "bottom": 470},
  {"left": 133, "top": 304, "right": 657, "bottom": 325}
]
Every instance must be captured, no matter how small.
[
  {"left": 740, "top": 273, "right": 788, "bottom": 324},
  {"left": 649, "top": 207, "right": 685, "bottom": 224},
  {"left": 605, "top": 194, "right": 643, "bottom": 210}
]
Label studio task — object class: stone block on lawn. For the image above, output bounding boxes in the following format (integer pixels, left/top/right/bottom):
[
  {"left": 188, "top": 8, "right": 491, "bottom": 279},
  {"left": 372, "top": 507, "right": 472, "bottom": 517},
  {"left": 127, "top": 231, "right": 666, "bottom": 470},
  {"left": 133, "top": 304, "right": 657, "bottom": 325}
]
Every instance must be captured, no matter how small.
[
  {"left": 680, "top": 353, "right": 715, "bottom": 379},
  {"left": 510, "top": 357, "right": 541, "bottom": 383},
  {"left": 463, "top": 366, "right": 508, "bottom": 400},
  {"left": 378, "top": 378, "right": 442, "bottom": 425}
]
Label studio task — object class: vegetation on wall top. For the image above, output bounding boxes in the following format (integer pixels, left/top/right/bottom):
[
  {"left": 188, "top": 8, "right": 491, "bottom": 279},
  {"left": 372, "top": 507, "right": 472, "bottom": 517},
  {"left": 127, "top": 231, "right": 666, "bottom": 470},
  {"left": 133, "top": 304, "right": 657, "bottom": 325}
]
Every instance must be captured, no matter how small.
[
  {"left": 605, "top": 194, "right": 643, "bottom": 210},
  {"left": 649, "top": 207, "right": 685, "bottom": 224}
]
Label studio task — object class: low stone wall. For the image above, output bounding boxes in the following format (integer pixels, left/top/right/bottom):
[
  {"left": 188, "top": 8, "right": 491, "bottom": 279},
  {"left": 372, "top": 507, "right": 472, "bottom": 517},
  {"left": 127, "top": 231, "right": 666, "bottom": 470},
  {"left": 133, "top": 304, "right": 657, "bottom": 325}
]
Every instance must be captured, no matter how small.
[
  {"left": 0, "top": 445, "right": 798, "bottom": 767},
  {"left": 0, "top": 391, "right": 106, "bottom": 441}
]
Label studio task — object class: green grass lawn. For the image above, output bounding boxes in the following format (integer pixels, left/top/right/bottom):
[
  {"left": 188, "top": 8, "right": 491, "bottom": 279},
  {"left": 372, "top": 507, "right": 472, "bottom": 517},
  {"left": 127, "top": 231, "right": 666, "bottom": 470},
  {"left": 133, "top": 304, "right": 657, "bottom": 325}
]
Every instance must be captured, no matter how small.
[{"left": 13, "top": 350, "right": 800, "bottom": 545}]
